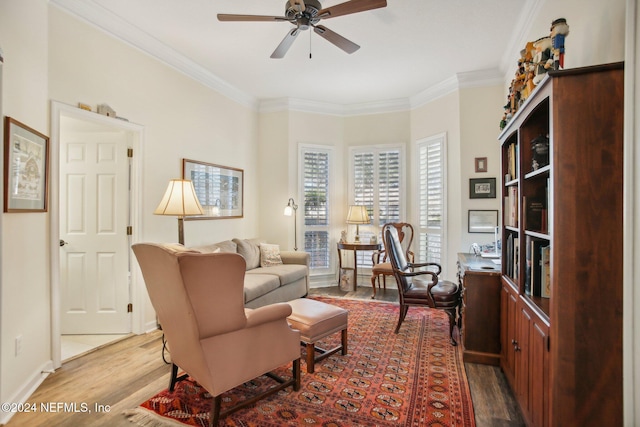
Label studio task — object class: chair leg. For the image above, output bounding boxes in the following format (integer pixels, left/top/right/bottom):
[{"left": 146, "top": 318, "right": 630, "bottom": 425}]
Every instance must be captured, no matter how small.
[
  {"left": 341, "top": 328, "right": 348, "bottom": 355},
  {"left": 382, "top": 274, "right": 387, "bottom": 290},
  {"left": 445, "top": 308, "right": 457, "bottom": 346},
  {"left": 210, "top": 395, "right": 222, "bottom": 427},
  {"left": 394, "top": 305, "right": 409, "bottom": 334},
  {"left": 370, "top": 274, "right": 377, "bottom": 299},
  {"left": 293, "top": 358, "right": 301, "bottom": 391},
  {"left": 169, "top": 363, "right": 178, "bottom": 391}
]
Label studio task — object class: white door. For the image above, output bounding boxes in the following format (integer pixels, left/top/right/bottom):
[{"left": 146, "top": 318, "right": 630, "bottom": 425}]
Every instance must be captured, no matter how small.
[{"left": 59, "top": 116, "right": 131, "bottom": 334}]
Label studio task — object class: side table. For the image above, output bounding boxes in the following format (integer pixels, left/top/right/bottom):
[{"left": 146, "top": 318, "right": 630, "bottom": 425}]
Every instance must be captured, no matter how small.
[{"left": 337, "top": 242, "right": 381, "bottom": 291}]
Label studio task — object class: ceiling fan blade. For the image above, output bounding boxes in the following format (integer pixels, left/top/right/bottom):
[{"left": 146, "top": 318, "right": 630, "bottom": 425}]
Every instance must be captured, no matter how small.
[
  {"left": 217, "top": 14, "right": 289, "bottom": 22},
  {"left": 317, "top": 0, "right": 387, "bottom": 19},
  {"left": 271, "top": 28, "right": 300, "bottom": 58},
  {"left": 313, "top": 25, "right": 360, "bottom": 54}
]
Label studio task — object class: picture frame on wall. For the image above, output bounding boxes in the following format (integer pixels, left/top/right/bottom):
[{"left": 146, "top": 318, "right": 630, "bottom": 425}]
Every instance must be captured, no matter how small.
[
  {"left": 182, "top": 158, "right": 244, "bottom": 219},
  {"left": 468, "top": 209, "right": 499, "bottom": 233},
  {"left": 469, "top": 177, "right": 496, "bottom": 199},
  {"left": 3, "top": 117, "right": 50, "bottom": 212},
  {"left": 474, "top": 157, "right": 488, "bottom": 173}
]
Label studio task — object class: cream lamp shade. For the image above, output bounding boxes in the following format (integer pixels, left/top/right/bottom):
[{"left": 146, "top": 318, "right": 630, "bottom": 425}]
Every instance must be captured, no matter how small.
[
  {"left": 154, "top": 179, "right": 203, "bottom": 244},
  {"left": 346, "top": 205, "right": 370, "bottom": 242}
]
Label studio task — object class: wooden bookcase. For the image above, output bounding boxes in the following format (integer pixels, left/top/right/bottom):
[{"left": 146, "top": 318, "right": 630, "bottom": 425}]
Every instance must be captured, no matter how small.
[{"left": 498, "top": 62, "right": 624, "bottom": 427}]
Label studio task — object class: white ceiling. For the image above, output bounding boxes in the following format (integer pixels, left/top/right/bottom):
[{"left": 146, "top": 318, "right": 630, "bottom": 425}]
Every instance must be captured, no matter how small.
[{"left": 53, "top": 0, "right": 531, "bottom": 109}]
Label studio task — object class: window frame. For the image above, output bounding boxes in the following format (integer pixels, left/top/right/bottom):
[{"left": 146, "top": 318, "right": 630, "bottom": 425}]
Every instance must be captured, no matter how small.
[
  {"left": 348, "top": 143, "right": 406, "bottom": 268},
  {"left": 298, "top": 143, "right": 334, "bottom": 276},
  {"left": 414, "top": 133, "right": 448, "bottom": 270}
]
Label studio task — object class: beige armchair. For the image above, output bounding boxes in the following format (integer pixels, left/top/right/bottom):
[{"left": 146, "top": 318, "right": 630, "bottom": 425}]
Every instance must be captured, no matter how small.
[{"left": 132, "top": 243, "right": 301, "bottom": 427}]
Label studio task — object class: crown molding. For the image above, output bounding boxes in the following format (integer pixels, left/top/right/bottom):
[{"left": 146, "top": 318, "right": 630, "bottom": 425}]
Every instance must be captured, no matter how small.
[
  {"left": 410, "top": 75, "right": 459, "bottom": 109},
  {"left": 500, "top": 0, "right": 546, "bottom": 82},
  {"left": 259, "top": 97, "right": 411, "bottom": 116},
  {"left": 457, "top": 68, "right": 504, "bottom": 89},
  {"left": 50, "top": 0, "right": 258, "bottom": 110}
]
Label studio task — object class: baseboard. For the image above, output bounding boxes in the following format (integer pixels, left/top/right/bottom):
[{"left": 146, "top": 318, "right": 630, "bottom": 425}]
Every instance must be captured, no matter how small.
[
  {"left": 144, "top": 320, "right": 159, "bottom": 334},
  {"left": 0, "top": 360, "right": 54, "bottom": 425}
]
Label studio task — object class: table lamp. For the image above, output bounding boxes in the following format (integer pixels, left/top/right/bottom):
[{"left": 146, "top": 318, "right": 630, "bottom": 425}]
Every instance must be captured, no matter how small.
[{"left": 346, "top": 205, "right": 370, "bottom": 243}]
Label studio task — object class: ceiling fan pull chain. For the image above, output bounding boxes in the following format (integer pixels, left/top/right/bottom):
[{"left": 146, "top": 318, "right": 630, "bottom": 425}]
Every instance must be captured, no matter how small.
[{"left": 309, "top": 30, "right": 313, "bottom": 59}]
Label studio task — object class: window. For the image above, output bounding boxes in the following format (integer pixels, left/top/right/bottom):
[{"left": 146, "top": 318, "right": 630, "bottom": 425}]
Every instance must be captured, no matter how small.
[
  {"left": 350, "top": 145, "right": 404, "bottom": 267},
  {"left": 416, "top": 134, "right": 446, "bottom": 265},
  {"left": 300, "top": 145, "right": 332, "bottom": 273}
]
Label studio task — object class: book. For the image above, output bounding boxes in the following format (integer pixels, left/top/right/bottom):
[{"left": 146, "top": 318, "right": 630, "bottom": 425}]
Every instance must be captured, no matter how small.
[
  {"left": 525, "top": 197, "right": 546, "bottom": 232},
  {"left": 541, "top": 245, "right": 551, "bottom": 298},
  {"left": 525, "top": 236, "right": 532, "bottom": 295},
  {"left": 530, "top": 240, "right": 545, "bottom": 297}
]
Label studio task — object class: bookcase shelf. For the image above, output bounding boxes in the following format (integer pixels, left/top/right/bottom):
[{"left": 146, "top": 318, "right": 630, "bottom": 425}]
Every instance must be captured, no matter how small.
[{"left": 498, "top": 62, "right": 624, "bottom": 427}]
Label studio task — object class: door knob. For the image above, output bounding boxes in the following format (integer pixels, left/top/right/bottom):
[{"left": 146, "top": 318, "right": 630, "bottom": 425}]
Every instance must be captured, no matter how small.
[{"left": 59, "top": 239, "right": 69, "bottom": 247}]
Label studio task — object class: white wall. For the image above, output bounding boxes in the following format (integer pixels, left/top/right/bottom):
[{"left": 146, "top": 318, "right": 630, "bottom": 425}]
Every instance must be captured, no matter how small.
[
  {"left": 458, "top": 85, "right": 505, "bottom": 251},
  {"left": 0, "top": 0, "right": 52, "bottom": 418}
]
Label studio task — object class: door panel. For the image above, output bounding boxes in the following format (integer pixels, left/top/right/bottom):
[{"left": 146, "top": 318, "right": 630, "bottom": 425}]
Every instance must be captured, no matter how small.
[{"left": 60, "top": 117, "right": 131, "bottom": 334}]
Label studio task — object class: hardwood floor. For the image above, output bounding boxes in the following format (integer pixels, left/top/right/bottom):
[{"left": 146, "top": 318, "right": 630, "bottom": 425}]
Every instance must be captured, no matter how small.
[{"left": 4, "top": 282, "right": 524, "bottom": 427}]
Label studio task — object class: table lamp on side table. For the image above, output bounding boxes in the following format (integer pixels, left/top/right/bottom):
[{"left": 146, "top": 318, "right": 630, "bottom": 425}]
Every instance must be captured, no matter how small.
[{"left": 346, "top": 205, "right": 370, "bottom": 243}]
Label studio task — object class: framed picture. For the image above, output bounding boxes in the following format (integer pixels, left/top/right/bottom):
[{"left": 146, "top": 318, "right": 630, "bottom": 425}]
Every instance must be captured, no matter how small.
[
  {"left": 3, "top": 117, "right": 50, "bottom": 212},
  {"left": 468, "top": 210, "right": 499, "bottom": 233},
  {"left": 475, "top": 157, "right": 488, "bottom": 173},
  {"left": 182, "top": 158, "right": 243, "bottom": 219},
  {"left": 469, "top": 177, "right": 496, "bottom": 199}
]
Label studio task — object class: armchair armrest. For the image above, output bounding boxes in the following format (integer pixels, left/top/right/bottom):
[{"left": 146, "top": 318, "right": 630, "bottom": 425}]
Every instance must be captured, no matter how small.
[
  {"left": 371, "top": 249, "right": 387, "bottom": 265},
  {"left": 280, "top": 251, "right": 310, "bottom": 267},
  {"left": 245, "top": 303, "right": 293, "bottom": 328},
  {"left": 407, "top": 261, "right": 442, "bottom": 275}
]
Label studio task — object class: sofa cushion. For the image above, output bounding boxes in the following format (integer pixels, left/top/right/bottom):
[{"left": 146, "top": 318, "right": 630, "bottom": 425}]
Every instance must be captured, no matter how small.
[
  {"left": 191, "top": 240, "right": 236, "bottom": 254},
  {"left": 233, "top": 238, "right": 264, "bottom": 270},
  {"left": 243, "top": 273, "right": 281, "bottom": 303},
  {"left": 247, "top": 264, "right": 307, "bottom": 286},
  {"left": 260, "top": 243, "right": 283, "bottom": 267}
]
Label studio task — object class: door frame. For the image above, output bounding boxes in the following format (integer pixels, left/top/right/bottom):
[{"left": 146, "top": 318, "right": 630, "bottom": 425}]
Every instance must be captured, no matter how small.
[{"left": 49, "top": 101, "right": 145, "bottom": 368}]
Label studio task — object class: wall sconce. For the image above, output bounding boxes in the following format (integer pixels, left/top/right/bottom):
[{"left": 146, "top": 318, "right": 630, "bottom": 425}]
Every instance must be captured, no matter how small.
[
  {"left": 284, "top": 198, "right": 298, "bottom": 251},
  {"left": 154, "top": 179, "right": 204, "bottom": 245},
  {"left": 346, "top": 205, "right": 370, "bottom": 243}
]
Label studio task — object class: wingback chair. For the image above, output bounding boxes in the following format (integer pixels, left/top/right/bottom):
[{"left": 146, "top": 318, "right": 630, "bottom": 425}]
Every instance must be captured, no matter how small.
[
  {"left": 132, "top": 243, "right": 301, "bottom": 427},
  {"left": 384, "top": 225, "right": 461, "bottom": 345},
  {"left": 370, "top": 222, "right": 414, "bottom": 299}
]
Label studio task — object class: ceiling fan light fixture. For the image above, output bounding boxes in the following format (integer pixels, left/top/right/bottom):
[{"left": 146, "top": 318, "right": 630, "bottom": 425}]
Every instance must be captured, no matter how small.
[{"left": 219, "top": 0, "right": 387, "bottom": 58}]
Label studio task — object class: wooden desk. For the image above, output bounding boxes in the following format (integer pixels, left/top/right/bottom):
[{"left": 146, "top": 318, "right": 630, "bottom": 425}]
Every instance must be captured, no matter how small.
[
  {"left": 457, "top": 253, "right": 502, "bottom": 365},
  {"left": 337, "top": 242, "right": 381, "bottom": 291}
]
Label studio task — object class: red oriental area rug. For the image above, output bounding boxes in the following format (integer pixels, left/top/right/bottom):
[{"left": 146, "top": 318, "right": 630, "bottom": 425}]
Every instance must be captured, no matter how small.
[{"left": 127, "top": 296, "right": 475, "bottom": 426}]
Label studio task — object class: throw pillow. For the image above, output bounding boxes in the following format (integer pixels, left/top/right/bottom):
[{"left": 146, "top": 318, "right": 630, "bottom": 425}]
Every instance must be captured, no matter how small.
[
  {"left": 233, "top": 238, "right": 263, "bottom": 270},
  {"left": 260, "top": 243, "right": 283, "bottom": 267}
]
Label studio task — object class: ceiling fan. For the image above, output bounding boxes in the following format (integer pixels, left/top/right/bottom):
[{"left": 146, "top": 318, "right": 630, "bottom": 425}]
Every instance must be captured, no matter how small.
[{"left": 217, "top": 0, "right": 387, "bottom": 58}]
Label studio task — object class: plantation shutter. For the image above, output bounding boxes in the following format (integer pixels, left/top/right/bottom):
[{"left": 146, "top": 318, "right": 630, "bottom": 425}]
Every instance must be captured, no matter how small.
[
  {"left": 417, "top": 135, "right": 446, "bottom": 264},
  {"left": 350, "top": 146, "right": 403, "bottom": 268},
  {"left": 302, "top": 148, "right": 331, "bottom": 271}
]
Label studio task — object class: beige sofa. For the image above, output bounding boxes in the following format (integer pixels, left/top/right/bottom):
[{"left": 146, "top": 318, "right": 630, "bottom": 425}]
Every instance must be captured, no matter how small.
[{"left": 189, "top": 238, "right": 309, "bottom": 308}]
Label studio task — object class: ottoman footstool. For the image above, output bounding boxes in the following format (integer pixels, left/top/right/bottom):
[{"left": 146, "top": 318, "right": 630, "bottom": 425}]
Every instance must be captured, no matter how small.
[{"left": 287, "top": 298, "right": 348, "bottom": 373}]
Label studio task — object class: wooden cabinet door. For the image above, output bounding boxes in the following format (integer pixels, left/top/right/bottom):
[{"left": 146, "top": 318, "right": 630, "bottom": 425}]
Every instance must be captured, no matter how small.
[
  {"left": 529, "top": 317, "right": 550, "bottom": 427},
  {"left": 516, "top": 301, "right": 531, "bottom": 418},
  {"left": 500, "top": 281, "right": 518, "bottom": 387}
]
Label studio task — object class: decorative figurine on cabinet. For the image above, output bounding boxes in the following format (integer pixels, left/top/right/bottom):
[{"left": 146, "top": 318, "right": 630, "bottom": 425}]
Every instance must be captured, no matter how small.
[{"left": 550, "top": 18, "right": 570, "bottom": 70}]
